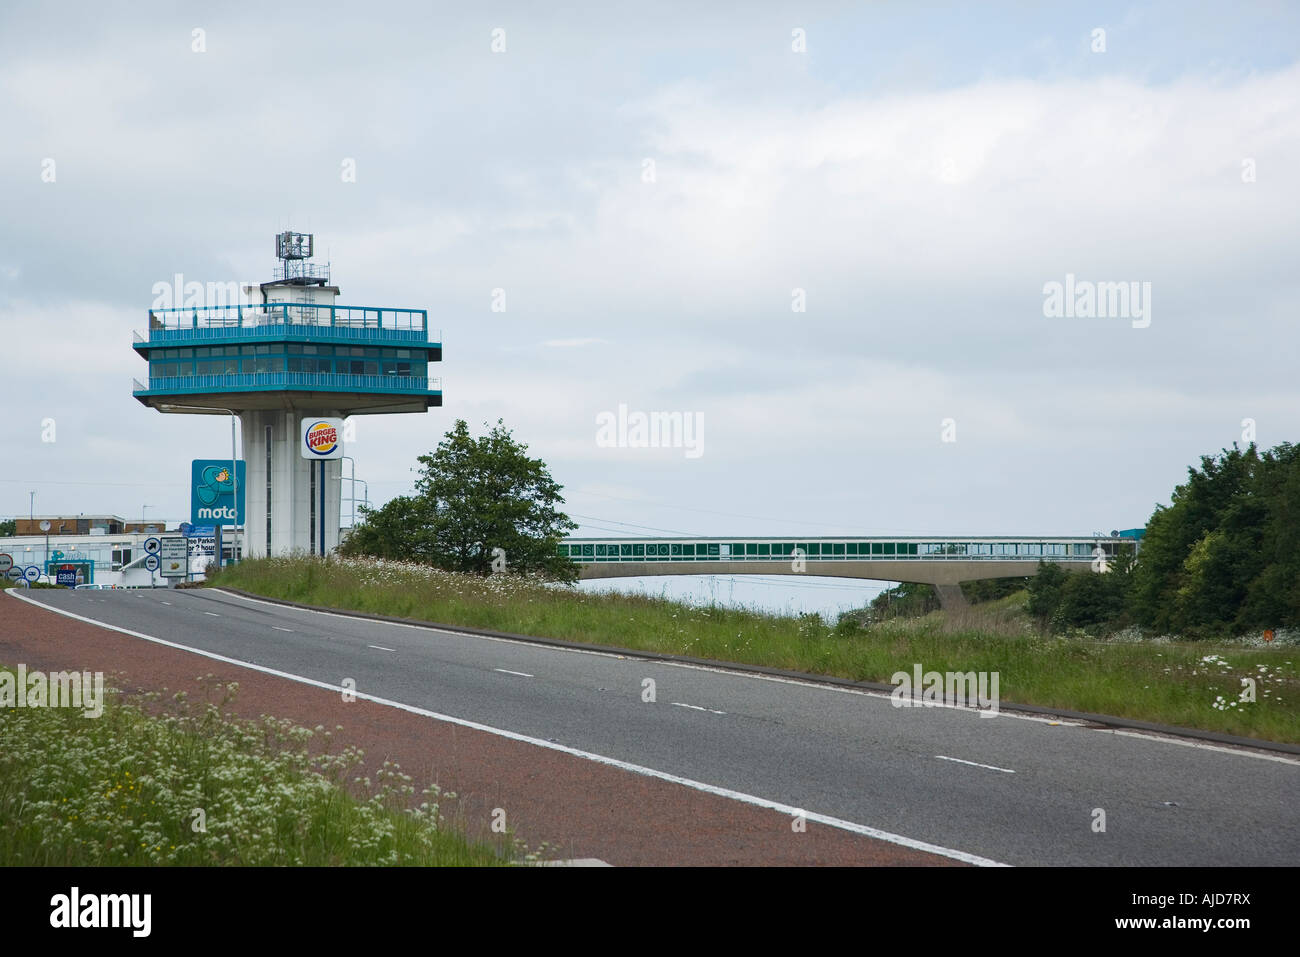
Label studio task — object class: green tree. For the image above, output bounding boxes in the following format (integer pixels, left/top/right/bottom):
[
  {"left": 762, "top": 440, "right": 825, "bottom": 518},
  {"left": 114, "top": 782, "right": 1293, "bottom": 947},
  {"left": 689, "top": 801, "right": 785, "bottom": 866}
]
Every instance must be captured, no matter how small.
[
  {"left": 1237, "top": 442, "right": 1300, "bottom": 630},
  {"left": 867, "top": 582, "right": 938, "bottom": 620},
  {"left": 0, "top": 519, "right": 15, "bottom": 537},
  {"left": 961, "top": 577, "right": 1030, "bottom": 603},
  {"left": 1026, "top": 560, "right": 1067, "bottom": 623},
  {"left": 1127, "top": 441, "right": 1300, "bottom": 636},
  {"left": 341, "top": 419, "right": 578, "bottom": 581},
  {"left": 1053, "top": 569, "right": 1126, "bottom": 630},
  {"left": 341, "top": 495, "right": 431, "bottom": 561},
  {"left": 1130, "top": 444, "right": 1260, "bottom": 632}
]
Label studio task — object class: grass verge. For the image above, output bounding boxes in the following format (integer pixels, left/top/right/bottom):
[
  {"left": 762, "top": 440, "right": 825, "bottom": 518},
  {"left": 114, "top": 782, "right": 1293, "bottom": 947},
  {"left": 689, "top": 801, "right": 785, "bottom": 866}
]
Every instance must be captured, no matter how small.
[
  {"left": 206, "top": 556, "right": 1300, "bottom": 745},
  {"left": 0, "top": 667, "right": 507, "bottom": 865}
]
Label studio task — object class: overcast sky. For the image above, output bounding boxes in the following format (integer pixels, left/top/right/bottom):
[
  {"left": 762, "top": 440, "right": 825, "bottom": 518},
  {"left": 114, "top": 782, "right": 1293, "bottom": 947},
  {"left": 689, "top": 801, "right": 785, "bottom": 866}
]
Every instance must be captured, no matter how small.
[{"left": 2, "top": 1, "right": 1296, "bottom": 614}]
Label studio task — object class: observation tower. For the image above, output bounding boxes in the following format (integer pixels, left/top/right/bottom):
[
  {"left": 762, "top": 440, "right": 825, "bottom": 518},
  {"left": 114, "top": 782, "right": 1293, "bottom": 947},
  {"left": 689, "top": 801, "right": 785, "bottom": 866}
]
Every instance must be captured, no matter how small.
[{"left": 132, "top": 232, "right": 442, "bottom": 558}]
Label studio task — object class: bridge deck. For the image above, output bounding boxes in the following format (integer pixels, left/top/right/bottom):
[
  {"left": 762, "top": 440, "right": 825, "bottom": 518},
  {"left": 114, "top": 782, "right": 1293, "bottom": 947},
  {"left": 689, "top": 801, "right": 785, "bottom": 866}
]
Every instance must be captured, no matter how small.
[
  {"left": 559, "top": 536, "right": 1126, "bottom": 563},
  {"left": 559, "top": 537, "right": 1133, "bottom": 607}
]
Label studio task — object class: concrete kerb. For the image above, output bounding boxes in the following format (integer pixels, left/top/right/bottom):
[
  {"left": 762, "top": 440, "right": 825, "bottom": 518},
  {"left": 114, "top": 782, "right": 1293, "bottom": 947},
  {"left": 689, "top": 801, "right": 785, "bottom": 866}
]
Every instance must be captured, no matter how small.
[{"left": 205, "top": 586, "right": 1300, "bottom": 757}]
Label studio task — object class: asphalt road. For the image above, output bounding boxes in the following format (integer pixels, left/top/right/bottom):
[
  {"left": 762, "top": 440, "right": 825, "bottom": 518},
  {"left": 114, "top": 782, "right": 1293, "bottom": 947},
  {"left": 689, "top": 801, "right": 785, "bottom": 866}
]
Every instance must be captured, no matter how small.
[{"left": 21, "top": 587, "right": 1300, "bottom": 866}]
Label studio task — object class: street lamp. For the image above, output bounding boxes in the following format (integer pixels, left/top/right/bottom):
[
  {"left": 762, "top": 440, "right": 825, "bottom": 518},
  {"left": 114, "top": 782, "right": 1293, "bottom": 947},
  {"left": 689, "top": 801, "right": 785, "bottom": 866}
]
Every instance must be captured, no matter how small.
[
  {"left": 142, "top": 504, "right": 153, "bottom": 532},
  {"left": 340, "top": 455, "right": 358, "bottom": 528},
  {"left": 158, "top": 403, "right": 240, "bottom": 567},
  {"left": 339, "top": 456, "right": 370, "bottom": 528}
]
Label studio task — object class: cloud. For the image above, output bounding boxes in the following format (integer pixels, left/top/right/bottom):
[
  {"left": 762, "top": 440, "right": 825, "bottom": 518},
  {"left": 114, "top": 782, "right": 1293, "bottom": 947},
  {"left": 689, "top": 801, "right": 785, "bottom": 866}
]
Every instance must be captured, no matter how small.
[
  {"left": 541, "top": 337, "right": 609, "bottom": 348},
  {"left": 0, "top": 3, "right": 1296, "bottom": 545}
]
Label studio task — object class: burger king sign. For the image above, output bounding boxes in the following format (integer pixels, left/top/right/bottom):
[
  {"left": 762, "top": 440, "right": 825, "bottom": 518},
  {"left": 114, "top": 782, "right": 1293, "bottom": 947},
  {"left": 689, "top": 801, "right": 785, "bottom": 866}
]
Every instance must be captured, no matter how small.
[{"left": 301, "top": 417, "right": 345, "bottom": 459}]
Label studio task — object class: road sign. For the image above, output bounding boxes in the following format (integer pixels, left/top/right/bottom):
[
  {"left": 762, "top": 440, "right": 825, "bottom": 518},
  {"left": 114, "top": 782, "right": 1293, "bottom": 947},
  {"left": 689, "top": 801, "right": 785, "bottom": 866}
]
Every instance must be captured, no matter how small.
[
  {"left": 179, "top": 522, "right": 193, "bottom": 536},
  {"left": 143, "top": 537, "right": 162, "bottom": 555},
  {"left": 56, "top": 568, "right": 78, "bottom": 587},
  {"left": 5, "top": 567, "right": 23, "bottom": 581},
  {"left": 184, "top": 526, "right": 215, "bottom": 538},
  {"left": 144, "top": 554, "right": 161, "bottom": 572},
  {"left": 0, "top": 554, "right": 12, "bottom": 573},
  {"left": 159, "top": 537, "right": 188, "bottom": 577},
  {"left": 23, "top": 566, "right": 40, "bottom": 582},
  {"left": 191, "top": 460, "right": 246, "bottom": 525}
]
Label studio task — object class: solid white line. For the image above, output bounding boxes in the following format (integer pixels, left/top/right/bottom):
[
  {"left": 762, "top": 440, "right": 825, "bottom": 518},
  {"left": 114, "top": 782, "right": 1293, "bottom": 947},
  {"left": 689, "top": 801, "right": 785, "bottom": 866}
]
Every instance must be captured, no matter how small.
[
  {"left": 1108, "top": 728, "right": 1300, "bottom": 766},
  {"left": 368, "top": 644, "right": 396, "bottom": 652},
  {"left": 273, "top": 626, "right": 294, "bottom": 633},
  {"left": 7, "top": 588, "right": 1008, "bottom": 867},
  {"left": 936, "top": 755, "right": 1016, "bottom": 774},
  {"left": 495, "top": 668, "right": 534, "bottom": 678},
  {"left": 672, "top": 701, "right": 726, "bottom": 715},
  {"left": 197, "top": 590, "right": 1300, "bottom": 766}
]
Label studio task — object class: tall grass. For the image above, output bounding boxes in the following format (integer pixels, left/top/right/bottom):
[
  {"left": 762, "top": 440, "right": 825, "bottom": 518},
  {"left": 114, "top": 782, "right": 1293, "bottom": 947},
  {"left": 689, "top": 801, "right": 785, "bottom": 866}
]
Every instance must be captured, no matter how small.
[
  {"left": 0, "top": 669, "right": 507, "bottom": 865},
  {"left": 207, "top": 557, "right": 1300, "bottom": 744}
]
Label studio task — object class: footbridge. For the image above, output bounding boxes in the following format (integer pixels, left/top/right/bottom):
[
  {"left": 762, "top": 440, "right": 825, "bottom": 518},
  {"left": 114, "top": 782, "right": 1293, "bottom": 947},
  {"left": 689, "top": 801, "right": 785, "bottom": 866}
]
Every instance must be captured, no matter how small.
[{"left": 559, "top": 536, "right": 1135, "bottom": 609}]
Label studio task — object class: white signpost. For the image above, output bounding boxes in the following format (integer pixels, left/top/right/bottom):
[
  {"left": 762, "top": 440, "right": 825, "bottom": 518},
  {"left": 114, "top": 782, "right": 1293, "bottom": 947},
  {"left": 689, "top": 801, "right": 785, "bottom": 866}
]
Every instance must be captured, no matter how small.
[
  {"left": 0, "top": 553, "right": 12, "bottom": 575},
  {"left": 159, "top": 538, "right": 187, "bottom": 579}
]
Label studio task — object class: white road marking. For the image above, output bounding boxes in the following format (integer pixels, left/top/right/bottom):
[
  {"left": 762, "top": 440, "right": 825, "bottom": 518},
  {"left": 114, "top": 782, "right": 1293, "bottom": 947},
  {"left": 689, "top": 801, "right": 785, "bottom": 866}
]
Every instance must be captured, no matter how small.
[
  {"left": 495, "top": 668, "right": 534, "bottom": 678},
  {"left": 159, "top": 601, "right": 172, "bottom": 605},
  {"left": 1109, "top": 728, "right": 1300, "bottom": 766},
  {"left": 936, "top": 755, "right": 1016, "bottom": 774},
  {"left": 8, "top": 588, "right": 1009, "bottom": 867},
  {"left": 368, "top": 644, "right": 396, "bottom": 652},
  {"left": 672, "top": 701, "right": 726, "bottom": 715},
  {"left": 202, "top": 590, "right": 1300, "bottom": 766},
  {"left": 273, "top": 626, "right": 294, "bottom": 633},
  {"left": 203, "top": 612, "right": 220, "bottom": 617}
]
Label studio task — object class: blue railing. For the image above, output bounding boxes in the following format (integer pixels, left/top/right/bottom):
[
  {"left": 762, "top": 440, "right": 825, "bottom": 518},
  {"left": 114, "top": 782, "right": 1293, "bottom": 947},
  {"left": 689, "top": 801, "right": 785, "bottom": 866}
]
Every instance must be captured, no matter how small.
[
  {"left": 134, "top": 372, "right": 442, "bottom": 395},
  {"left": 141, "top": 303, "right": 433, "bottom": 342},
  {"left": 138, "top": 324, "right": 434, "bottom": 346}
]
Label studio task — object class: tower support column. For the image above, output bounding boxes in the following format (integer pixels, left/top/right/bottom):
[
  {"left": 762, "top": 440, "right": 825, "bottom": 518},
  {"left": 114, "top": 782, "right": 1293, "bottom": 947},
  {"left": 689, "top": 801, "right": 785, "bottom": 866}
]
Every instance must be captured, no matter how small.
[{"left": 240, "top": 410, "right": 342, "bottom": 557}]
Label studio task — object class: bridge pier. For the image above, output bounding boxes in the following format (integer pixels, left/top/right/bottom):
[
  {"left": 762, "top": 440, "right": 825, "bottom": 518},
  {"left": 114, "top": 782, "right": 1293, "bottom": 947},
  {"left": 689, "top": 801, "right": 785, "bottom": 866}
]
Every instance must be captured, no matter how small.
[{"left": 934, "top": 584, "right": 968, "bottom": 611}]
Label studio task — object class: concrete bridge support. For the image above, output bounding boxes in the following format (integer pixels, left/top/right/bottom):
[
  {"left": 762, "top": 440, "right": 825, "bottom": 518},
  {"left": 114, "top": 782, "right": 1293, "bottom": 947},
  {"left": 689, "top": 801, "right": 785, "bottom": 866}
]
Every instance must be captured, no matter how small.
[{"left": 933, "top": 584, "right": 969, "bottom": 610}]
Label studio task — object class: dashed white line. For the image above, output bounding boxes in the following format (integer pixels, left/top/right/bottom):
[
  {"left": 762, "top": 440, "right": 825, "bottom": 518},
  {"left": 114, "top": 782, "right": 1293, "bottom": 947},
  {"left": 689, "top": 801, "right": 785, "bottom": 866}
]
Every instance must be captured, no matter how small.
[
  {"left": 273, "top": 626, "right": 294, "bottom": 633},
  {"left": 202, "top": 589, "right": 1300, "bottom": 767},
  {"left": 936, "top": 755, "right": 1016, "bottom": 774},
  {"left": 495, "top": 668, "right": 534, "bottom": 678},
  {"left": 367, "top": 644, "right": 396, "bottom": 652},
  {"left": 159, "top": 601, "right": 172, "bottom": 605},
  {"left": 203, "top": 612, "right": 220, "bottom": 617},
  {"left": 672, "top": 702, "right": 727, "bottom": 716}
]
